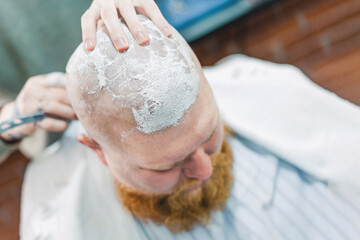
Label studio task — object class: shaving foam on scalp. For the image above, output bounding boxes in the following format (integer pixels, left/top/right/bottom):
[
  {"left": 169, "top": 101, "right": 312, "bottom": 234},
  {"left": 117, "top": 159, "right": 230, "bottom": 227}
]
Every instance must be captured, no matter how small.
[{"left": 66, "top": 15, "right": 200, "bottom": 134}]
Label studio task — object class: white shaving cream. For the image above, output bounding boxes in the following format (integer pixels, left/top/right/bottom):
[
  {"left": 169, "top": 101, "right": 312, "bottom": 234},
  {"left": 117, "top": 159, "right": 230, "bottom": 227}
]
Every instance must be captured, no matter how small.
[{"left": 66, "top": 15, "right": 200, "bottom": 134}]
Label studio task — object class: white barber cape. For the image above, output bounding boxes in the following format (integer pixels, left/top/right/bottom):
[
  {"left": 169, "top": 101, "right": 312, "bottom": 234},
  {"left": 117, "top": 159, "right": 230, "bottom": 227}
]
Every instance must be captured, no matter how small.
[{"left": 21, "top": 55, "right": 360, "bottom": 240}]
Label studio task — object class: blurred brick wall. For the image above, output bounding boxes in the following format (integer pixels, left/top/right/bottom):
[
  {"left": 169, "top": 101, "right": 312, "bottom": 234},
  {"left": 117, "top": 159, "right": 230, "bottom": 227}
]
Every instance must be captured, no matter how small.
[
  {"left": 191, "top": 0, "right": 360, "bottom": 105},
  {"left": 0, "top": 152, "right": 28, "bottom": 240}
]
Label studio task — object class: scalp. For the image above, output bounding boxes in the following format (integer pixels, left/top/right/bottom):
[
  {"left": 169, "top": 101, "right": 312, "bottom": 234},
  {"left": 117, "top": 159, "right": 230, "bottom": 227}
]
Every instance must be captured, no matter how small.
[{"left": 66, "top": 15, "right": 200, "bottom": 142}]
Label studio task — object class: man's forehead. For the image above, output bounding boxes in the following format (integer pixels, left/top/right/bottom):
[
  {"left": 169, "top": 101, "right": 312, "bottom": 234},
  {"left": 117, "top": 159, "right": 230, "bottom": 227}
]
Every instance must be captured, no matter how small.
[{"left": 125, "top": 103, "right": 219, "bottom": 168}]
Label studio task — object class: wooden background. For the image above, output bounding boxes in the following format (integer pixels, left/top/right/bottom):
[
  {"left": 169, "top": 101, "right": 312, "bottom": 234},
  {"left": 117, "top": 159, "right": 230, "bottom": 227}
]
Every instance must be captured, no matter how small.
[
  {"left": 191, "top": 0, "right": 360, "bottom": 106},
  {"left": 1, "top": 0, "right": 359, "bottom": 239}
]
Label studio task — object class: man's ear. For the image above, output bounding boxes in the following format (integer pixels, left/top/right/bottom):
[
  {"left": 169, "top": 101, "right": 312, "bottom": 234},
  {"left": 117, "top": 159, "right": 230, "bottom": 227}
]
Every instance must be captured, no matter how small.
[{"left": 77, "top": 134, "right": 108, "bottom": 166}]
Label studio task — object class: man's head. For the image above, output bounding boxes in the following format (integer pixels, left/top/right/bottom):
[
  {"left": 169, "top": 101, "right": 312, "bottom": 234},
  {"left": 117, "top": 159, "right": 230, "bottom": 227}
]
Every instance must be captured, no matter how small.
[{"left": 66, "top": 16, "right": 232, "bottom": 232}]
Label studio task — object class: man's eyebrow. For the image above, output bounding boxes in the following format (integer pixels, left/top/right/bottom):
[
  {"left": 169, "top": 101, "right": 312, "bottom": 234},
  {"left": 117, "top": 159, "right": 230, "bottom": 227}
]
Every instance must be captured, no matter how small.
[
  {"left": 205, "top": 121, "right": 218, "bottom": 143},
  {"left": 146, "top": 116, "right": 219, "bottom": 171}
]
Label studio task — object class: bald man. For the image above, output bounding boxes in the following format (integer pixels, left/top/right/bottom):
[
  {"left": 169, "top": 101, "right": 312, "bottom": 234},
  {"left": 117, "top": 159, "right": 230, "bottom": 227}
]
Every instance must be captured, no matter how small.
[
  {"left": 21, "top": 16, "right": 360, "bottom": 239},
  {"left": 66, "top": 16, "right": 230, "bottom": 232}
]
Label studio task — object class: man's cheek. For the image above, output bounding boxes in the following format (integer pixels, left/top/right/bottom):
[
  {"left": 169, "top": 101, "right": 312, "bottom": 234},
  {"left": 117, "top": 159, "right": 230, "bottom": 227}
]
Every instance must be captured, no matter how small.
[{"left": 104, "top": 158, "right": 138, "bottom": 187}]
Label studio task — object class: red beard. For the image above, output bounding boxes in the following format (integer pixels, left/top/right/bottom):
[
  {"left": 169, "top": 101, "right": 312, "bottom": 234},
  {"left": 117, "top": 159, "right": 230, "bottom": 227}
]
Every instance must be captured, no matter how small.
[{"left": 115, "top": 137, "right": 233, "bottom": 233}]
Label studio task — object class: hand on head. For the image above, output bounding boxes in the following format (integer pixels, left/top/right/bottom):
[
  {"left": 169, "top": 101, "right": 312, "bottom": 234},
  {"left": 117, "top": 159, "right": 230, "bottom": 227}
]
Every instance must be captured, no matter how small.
[
  {"left": 81, "top": 0, "right": 172, "bottom": 51},
  {"left": 0, "top": 73, "right": 77, "bottom": 141}
]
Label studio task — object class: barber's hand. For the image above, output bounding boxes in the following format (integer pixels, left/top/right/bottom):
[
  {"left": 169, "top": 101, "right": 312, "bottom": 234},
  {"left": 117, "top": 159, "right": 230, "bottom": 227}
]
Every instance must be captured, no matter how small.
[
  {"left": 0, "top": 72, "right": 77, "bottom": 142},
  {"left": 81, "top": 0, "right": 172, "bottom": 51}
]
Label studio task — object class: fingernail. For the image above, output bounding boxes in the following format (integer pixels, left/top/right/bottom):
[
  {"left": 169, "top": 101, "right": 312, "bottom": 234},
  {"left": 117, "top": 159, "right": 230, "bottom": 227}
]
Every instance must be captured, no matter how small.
[
  {"left": 115, "top": 38, "right": 127, "bottom": 51},
  {"left": 162, "top": 27, "right": 172, "bottom": 36},
  {"left": 136, "top": 31, "right": 148, "bottom": 44},
  {"left": 85, "top": 39, "right": 94, "bottom": 50}
]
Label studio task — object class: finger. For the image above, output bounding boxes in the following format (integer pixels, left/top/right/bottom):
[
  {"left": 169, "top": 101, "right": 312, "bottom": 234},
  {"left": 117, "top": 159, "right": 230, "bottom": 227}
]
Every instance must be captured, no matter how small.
[
  {"left": 140, "top": 0, "right": 172, "bottom": 37},
  {"left": 42, "top": 72, "right": 66, "bottom": 87},
  {"left": 38, "top": 118, "right": 69, "bottom": 132},
  {"left": 25, "top": 75, "right": 47, "bottom": 87},
  {"left": 81, "top": 3, "right": 101, "bottom": 51},
  {"left": 40, "top": 101, "right": 77, "bottom": 120},
  {"left": 97, "top": 19, "right": 105, "bottom": 30},
  {"left": 17, "top": 79, "right": 46, "bottom": 114},
  {"left": 100, "top": 4, "right": 129, "bottom": 51},
  {"left": 117, "top": 0, "right": 149, "bottom": 45},
  {"left": 44, "top": 88, "right": 72, "bottom": 106},
  {"left": 135, "top": 7, "right": 149, "bottom": 18}
]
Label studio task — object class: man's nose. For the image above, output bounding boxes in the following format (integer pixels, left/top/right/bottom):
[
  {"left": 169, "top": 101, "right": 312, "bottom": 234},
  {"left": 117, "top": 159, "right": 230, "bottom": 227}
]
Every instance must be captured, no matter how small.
[{"left": 183, "top": 148, "right": 213, "bottom": 180}]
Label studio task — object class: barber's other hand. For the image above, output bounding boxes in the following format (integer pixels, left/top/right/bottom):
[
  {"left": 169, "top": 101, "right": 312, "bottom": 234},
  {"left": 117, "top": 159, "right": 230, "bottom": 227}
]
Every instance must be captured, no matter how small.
[
  {"left": 0, "top": 72, "right": 77, "bottom": 141},
  {"left": 81, "top": 0, "right": 172, "bottom": 51}
]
